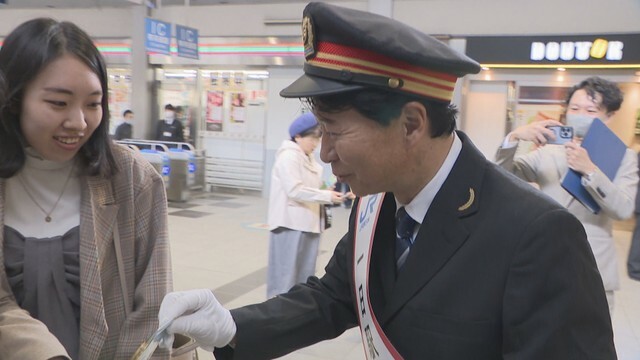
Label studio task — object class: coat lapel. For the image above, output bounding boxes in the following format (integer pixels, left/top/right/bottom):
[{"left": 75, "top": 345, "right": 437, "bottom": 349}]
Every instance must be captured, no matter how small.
[
  {"left": 78, "top": 176, "right": 119, "bottom": 359},
  {"left": 379, "top": 132, "right": 483, "bottom": 324}
]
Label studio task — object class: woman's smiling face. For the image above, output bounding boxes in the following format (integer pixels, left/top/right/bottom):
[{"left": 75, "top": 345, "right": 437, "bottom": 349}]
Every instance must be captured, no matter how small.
[{"left": 20, "top": 53, "right": 103, "bottom": 162}]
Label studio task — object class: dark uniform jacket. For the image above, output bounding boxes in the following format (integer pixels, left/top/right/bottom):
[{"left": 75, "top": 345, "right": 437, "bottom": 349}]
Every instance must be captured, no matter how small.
[
  {"left": 114, "top": 122, "right": 132, "bottom": 140},
  {"left": 155, "top": 119, "right": 184, "bottom": 143},
  {"left": 216, "top": 131, "right": 615, "bottom": 360}
]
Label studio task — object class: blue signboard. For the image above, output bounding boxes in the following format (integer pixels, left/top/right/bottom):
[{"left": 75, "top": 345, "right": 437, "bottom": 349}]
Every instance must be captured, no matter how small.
[
  {"left": 176, "top": 24, "right": 199, "bottom": 59},
  {"left": 145, "top": 18, "right": 171, "bottom": 55}
]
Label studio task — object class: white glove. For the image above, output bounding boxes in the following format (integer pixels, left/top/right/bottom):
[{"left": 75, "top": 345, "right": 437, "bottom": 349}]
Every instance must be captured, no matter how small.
[{"left": 158, "top": 289, "right": 237, "bottom": 352}]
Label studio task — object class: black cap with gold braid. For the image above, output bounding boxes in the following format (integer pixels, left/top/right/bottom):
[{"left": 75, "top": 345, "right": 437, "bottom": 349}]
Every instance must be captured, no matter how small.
[{"left": 280, "top": 2, "right": 481, "bottom": 103}]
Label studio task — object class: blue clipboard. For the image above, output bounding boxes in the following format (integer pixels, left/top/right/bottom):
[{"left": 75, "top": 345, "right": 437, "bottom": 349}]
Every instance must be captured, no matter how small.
[{"left": 560, "top": 118, "right": 626, "bottom": 214}]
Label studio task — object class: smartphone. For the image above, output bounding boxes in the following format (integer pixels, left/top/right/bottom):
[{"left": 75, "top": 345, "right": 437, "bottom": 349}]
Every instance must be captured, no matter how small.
[{"left": 546, "top": 125, "right": 574, "bottom": 145}]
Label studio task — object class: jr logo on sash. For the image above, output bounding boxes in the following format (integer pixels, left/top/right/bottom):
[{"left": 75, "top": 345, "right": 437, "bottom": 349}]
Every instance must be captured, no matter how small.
[{"left": 354, "top": 194, "right": 403, "bottom": 359}]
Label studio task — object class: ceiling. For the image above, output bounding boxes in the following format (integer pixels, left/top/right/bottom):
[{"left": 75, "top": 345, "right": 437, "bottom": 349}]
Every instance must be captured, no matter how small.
[{"left": 0, "top": 0, "right": 341, "bottom": 8}]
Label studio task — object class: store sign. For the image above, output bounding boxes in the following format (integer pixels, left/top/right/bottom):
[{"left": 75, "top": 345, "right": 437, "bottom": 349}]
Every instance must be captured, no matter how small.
[
  {"left": 466, "top": 34, "right": 640, "bottom": 66},
  {"left": 176, "top": 24, "right": 199, "bottom": 60},
  {"left": 530, "top": 39, "right": 623, "bottom": 62},
  {"left": 145, "top": 18, "right": 171, "bottom": 55}
]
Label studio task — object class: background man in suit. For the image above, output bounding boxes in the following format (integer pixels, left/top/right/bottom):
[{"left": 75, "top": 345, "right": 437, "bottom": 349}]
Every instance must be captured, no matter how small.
[
  {"left": 157, "top": 3, "right": 616, "bottom": 359},
  {"left": 114, "top": 109, "right": 133, "bottom": 140},
  {"left": 495, "top": 77, "right": 638, "bottom": 313},
  {"left": 155, "top": 104, "right": 184, "bottom": 142}
]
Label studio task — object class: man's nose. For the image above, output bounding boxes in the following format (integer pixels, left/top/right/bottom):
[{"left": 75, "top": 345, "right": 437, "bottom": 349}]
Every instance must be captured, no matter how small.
[{"left": 319, "top": 136, "right": 336, "bottom": 164}]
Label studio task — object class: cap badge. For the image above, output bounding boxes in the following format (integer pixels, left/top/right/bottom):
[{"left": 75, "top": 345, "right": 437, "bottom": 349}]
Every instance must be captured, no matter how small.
[
  {"left": 302, "top": 16, "right": 316, "bottom": 60},
  {"left": 388, "top": 78, "right": 403, "bottom": 89}
]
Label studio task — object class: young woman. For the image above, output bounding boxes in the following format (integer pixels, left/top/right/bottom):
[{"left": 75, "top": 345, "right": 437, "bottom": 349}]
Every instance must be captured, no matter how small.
[{"left": 0, "top": 18, "right": 172, "bottom": 359}]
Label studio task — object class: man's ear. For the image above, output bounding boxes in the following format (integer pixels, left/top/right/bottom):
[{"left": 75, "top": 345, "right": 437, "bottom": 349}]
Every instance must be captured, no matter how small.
[{"left": 401, "top": 101, "right": 428, "bottom": 140}]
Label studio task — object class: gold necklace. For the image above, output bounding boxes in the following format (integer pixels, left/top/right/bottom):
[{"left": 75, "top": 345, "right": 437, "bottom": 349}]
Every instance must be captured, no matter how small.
[{"left": 17, "top": 163, "right": 75, "bottom": 223}]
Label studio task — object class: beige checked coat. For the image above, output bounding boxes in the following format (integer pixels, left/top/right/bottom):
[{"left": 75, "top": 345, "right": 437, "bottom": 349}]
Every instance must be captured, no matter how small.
[{"left": 0, "top": 145, "right": 173, "bottom": 359}]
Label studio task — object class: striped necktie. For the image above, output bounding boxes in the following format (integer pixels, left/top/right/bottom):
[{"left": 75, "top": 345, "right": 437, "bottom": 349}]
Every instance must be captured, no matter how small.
[{"left": 395, "top": 207, "right": 417, "bottom": 270}]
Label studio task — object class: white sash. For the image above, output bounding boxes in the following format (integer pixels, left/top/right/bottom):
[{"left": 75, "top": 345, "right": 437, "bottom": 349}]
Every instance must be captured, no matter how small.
[{"left": 353, "top": 193, "right": 403, "bottom": 359}]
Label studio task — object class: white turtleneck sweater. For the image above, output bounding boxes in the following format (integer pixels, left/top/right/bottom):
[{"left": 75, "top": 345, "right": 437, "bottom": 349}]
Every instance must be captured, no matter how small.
[{"left": 5, "top": 148, "right": 81, "bottom": 238}]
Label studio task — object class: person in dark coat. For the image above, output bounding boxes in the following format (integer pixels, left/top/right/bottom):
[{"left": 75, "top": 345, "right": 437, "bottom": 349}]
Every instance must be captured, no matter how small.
[
  {"left": 114, "top": 109, "right": 133, "bottom": 140},
  {"left": 155, "top": 104, "right": 184, "bottom": 142},
  {"left": 156, "top": 3, "right": 616, "bottom": 359}
]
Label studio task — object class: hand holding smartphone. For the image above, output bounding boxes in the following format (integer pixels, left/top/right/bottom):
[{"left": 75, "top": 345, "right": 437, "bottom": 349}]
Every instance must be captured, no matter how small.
[{"left": 546, "top": 126, "right": 574, "bottom": 145}]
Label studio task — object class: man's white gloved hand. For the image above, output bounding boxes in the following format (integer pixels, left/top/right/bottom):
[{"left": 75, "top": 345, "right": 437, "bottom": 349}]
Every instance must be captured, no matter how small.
[{"left": 158, "top": 289, "right": 237, "bottom": 352}]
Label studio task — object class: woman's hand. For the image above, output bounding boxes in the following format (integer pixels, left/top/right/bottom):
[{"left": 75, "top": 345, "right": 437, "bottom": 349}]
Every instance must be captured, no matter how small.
[{"left": 330, "top": 191, "right": 344, "bottom": 204}]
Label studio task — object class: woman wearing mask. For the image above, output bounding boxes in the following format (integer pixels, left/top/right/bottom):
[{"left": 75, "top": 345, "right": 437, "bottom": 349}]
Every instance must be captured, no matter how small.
[
  {"left": 0, "top": 18, "right": 172, "bottom": 359},
  {"left": 266, "top": 113, "right": 343, "bottom": 298},
  {"left": 495, "top": 76, "right": 638, "bottom": 313}
]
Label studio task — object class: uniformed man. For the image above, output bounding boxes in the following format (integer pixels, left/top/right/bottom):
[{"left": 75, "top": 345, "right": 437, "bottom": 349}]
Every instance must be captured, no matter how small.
[{"left": 157, "top": 2, "right": 616, "bottom": 359}]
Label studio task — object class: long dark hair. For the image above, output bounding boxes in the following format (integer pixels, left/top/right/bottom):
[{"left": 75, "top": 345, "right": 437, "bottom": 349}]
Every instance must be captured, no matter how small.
[{"left": 0, "top": 18, "right": 117, "bottom": 178}]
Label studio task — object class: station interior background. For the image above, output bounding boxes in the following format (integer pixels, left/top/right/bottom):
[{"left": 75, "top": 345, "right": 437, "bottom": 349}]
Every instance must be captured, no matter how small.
[{"left": 0, "top": 0, "right": 639, "bottom": 359}]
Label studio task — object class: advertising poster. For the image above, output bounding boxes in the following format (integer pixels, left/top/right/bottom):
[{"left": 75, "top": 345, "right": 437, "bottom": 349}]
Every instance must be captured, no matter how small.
[
  {"left": 230, "top": 92, "right": 246, "bottom": 124},
  {"left": 206, "top": 90, "right": 224, "bottom": 132},
  {"left": 107, "top": 73, "right": 131, "bottom": 135},
  {"left": 210, "top": 72, "right": 219, "bottom": 87},
  {"left": 233, "top": 72, "right": 245, "bottom": 87}
]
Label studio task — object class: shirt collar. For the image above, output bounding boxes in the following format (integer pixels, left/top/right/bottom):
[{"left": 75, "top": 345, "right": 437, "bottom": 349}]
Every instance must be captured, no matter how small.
[{"left": 395, "top": 132, "right": 462, "bottom": 224}]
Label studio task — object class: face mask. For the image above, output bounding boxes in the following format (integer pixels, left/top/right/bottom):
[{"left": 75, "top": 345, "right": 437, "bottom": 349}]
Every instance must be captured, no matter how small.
[
  {"left": 164, "top": 111, "right": 175, "bottom": 124},
  {"left": 565, "top": 113, "right": 595, "bottom": 138}
]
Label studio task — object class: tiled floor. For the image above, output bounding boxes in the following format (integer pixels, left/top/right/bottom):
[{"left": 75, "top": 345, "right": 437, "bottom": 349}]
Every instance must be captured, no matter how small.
[{"left": 169, "top": 190, "right": 640, "bottom": 360}]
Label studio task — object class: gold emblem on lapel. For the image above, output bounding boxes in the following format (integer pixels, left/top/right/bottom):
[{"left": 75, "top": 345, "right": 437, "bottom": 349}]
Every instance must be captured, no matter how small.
[
  {"left": 302, "top": 16, "right": 316, "bottom": 59},
  {"left": 457, "top": 188, "right": 475, "bottom": 211}
]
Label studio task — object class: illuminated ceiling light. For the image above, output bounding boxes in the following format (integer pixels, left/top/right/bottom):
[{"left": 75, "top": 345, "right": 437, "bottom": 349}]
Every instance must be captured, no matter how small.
[
  {"left": 557, "top": 67, "right": 566, "bottom": 71},
  {"left": 481, "top": 66, "right": 490, "bottom": 71}
]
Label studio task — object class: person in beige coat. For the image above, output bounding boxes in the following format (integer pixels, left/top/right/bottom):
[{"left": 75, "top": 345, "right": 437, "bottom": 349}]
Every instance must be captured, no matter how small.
[
  {"left": 0, "top": 19, "right": 172, "bottom": 359},
  {"left": 495, "top": 77, "right": 638, "bottom": 312},
  {"left": 266, "top": 113, "right": 343, "bottom": 298}
]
